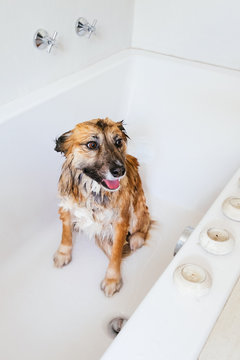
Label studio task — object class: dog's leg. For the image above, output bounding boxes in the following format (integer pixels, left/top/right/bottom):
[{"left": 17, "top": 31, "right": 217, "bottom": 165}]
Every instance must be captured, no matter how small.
[
  {"left": 95, "top": 235, "right": 113, "bottom": 259},
  {"left": 53, "top": 207, "right": 72, "bottom": 268},
  {"left": 129, "top": 200, "right": 151, "bottom": 252},
  {"left": 101, "top": 222, "right": 128, "bottom": 297}
]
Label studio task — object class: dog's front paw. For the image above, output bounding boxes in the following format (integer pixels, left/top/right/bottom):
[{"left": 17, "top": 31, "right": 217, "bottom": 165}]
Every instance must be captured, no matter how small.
[
  {"left": 101, "top": 277, "right": 123, "bottom": 297},
  {"left": 53, "top": 246, "right": 72, "bottom": 268}
]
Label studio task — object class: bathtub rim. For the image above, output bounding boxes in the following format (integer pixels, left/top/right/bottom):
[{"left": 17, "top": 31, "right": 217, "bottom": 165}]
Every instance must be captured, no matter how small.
[{"left": 1, "top": 48, "right": 240, "bottom": 127}]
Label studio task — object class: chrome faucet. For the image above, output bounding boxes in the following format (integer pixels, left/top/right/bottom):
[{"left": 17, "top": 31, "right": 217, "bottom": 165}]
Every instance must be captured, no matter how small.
[
  {"left": 75, "top": 17, "right": 97, "bottom": 38},
  {"left": 33, "top": 29, "right": 58, "bottom": 53}
]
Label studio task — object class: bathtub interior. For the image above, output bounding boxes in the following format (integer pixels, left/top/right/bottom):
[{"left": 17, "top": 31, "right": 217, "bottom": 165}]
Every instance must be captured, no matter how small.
[
  {"left": 127, "top": 53, "right": 240, "bottom": 212},
  {"left": 1, "top": 51, "right": 240, "bottom": 360}
]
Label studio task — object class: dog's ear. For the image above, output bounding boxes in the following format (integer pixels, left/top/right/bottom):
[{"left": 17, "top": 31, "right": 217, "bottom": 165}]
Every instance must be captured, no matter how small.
[
  {"left": 117, "top": 120, "right": 130, "bottom": 140},
  {"left": 55, "top": 130, "right": 72, "bottom": 155}
]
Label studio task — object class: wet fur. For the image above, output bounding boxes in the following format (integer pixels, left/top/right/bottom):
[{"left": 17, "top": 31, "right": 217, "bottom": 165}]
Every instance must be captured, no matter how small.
[{"left": 54, "top": 118, "right": 151, "bottom": 296}]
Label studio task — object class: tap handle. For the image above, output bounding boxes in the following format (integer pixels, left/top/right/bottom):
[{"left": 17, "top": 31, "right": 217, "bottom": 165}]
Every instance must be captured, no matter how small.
[
  {"left": 47, "top": 31, "right": 58, "bottom": 53},
  {"left": 75, "top": 17, "right": 97, "bottom": 38},
  {"left": 88, "top": 19, "right": 97, "bottom": 38},
  {"left": 33, "top": 29, "right": 58, "bottom": 53}
]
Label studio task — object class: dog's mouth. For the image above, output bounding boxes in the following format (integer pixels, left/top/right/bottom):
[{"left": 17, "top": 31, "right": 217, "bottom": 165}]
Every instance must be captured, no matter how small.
[{"left": 102, "top": 179, "right": 120, "bottom": 191}]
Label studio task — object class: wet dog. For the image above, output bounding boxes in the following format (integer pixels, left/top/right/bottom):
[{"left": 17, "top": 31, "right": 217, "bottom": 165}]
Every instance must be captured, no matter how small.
[{"left": 54, "top": 118, "right": 151, "bottom": 296}]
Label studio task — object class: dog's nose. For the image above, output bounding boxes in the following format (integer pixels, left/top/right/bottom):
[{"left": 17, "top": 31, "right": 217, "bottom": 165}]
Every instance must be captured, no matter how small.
[{"left": 110, "top": 164, "right": 125, "bottom": 178}]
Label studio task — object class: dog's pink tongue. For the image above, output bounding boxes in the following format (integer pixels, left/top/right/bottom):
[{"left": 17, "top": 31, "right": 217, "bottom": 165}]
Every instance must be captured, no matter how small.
[{"left": 104, "top": 179, "right": 120, "bottom": 190}]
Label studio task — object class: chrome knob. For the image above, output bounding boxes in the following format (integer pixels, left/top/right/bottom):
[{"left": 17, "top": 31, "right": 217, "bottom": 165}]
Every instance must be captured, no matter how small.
[
  {"left": 33, "top": 29, "right": 58, "bottom": 53},
  {"left": 75, "top": 17, "right": 97, "bottom": 38},
  {"left": 174, "top": 226, "right": 194, "bottom": 256}
]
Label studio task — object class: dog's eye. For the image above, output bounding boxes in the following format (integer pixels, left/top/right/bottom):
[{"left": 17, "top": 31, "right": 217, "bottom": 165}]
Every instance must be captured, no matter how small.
[
  {"left": 115, "top": 139, "right": 122, "bottom": 148},
  {"left": 87, "top": 141, "right": 98, "bottom": 150}
]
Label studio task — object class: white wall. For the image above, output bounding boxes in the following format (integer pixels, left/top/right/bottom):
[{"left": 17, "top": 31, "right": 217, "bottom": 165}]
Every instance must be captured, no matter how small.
[
  {"left": 0, "top": 0, "right": 134, "bottom": 106},
  {"left": 3, "top": 0, "right": 239, "bottom": 107},
  {"left": 132, "top": 0, "right": 240, "bottom": 70}
]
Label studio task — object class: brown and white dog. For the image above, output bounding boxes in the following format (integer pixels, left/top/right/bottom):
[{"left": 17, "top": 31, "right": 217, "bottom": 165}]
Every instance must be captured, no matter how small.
[{"left": 54, "top": 118, "right": 151, "bottom": 296}]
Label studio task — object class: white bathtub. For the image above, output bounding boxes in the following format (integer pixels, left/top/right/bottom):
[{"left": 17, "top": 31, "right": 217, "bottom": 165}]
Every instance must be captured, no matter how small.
[{"left": 1, "top": 49, "right": 240, "bottom": 360}]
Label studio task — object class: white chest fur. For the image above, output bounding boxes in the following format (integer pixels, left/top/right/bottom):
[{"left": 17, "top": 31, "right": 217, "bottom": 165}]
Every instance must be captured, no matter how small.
[
  {"left": 73, "top": 206, "right": 96, "bottom": 228},
  {"left": 59, "top": 196, "right": 114, "bottom": 239}
]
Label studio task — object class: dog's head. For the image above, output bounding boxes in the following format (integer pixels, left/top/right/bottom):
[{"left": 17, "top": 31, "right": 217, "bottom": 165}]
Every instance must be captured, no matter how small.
[{"left": 55, "top": 118, "right": 129, "bottom": 191}]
